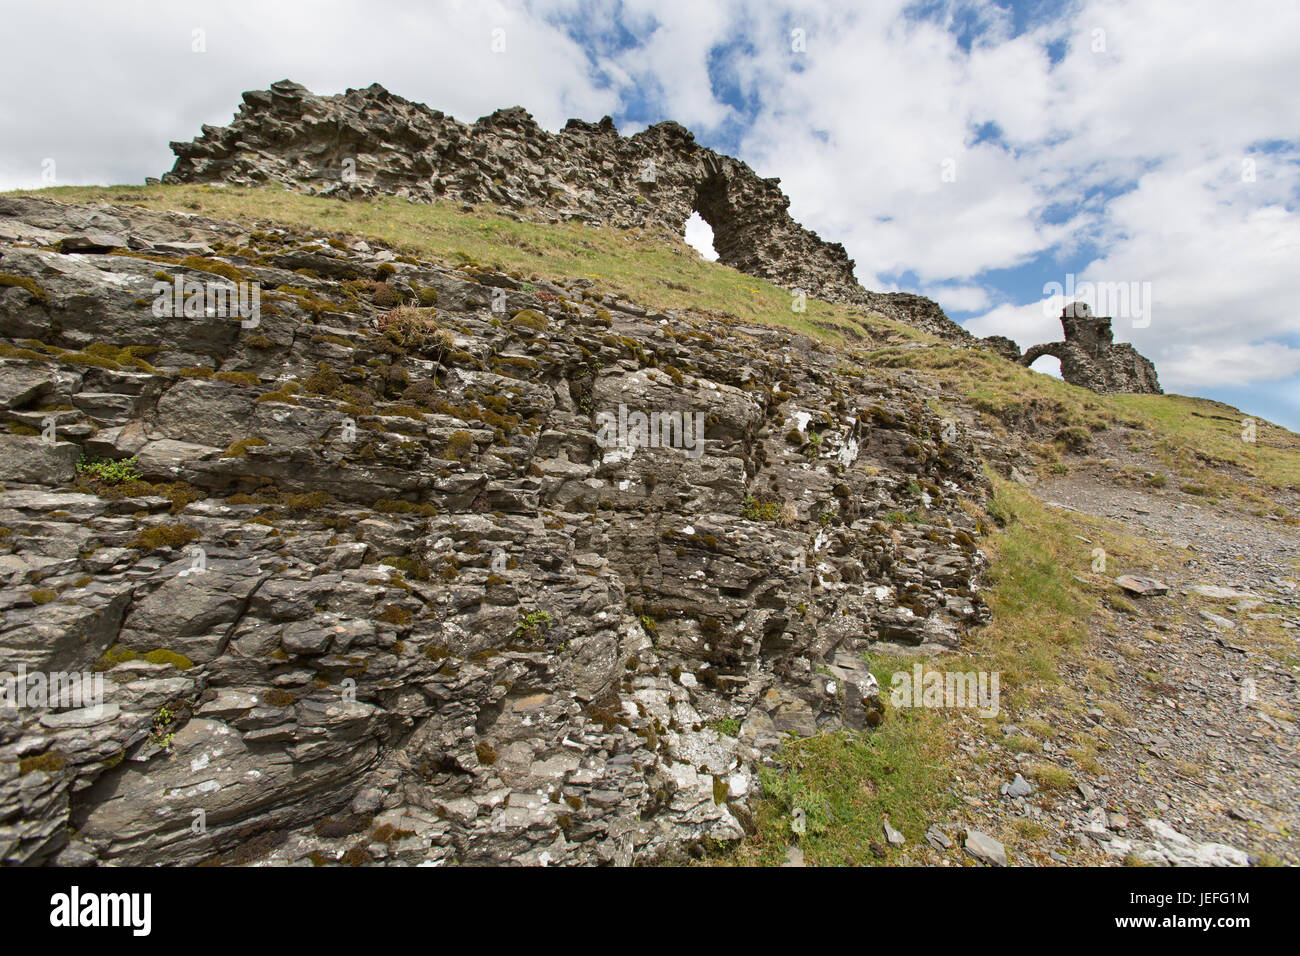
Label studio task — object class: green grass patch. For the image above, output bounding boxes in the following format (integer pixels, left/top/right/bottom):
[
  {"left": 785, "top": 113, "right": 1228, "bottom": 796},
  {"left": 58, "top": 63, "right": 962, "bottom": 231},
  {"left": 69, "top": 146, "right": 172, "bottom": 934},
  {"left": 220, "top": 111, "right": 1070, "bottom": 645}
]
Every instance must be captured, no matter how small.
[{"left": 737, "top": 714, "right": 954, "bottom": 867}]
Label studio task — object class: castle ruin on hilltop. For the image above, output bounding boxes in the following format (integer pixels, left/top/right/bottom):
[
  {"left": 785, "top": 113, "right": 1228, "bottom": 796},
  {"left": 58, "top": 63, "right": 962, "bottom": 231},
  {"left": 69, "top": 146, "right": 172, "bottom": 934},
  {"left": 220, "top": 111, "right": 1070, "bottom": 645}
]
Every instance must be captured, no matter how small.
[
  {"left": 162, "top": 79, "right": 967, "bottom": 339},
  {"left": 163, "top": 80, "right": 1161, "bottom": 394},
  {"left": 1016, "top": 303, "right": 1162, "bottom": 394}
]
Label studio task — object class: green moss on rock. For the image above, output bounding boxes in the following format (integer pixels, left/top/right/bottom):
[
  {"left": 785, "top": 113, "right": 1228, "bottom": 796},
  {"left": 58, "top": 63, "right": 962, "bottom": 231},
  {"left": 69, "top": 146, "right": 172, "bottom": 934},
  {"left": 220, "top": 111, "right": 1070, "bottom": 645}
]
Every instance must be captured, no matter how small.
[
  {"left": 141, "top": 648, "right": 195, "bottom": 670},
  {"left": 130, "top": 523, "right": 200, "bottom": 551},
  {"left": 18, "top": 751, "right": 66, "bottom": 776},
  {"left": 0, "top": 274, "right": 49, "bottom": 303}
]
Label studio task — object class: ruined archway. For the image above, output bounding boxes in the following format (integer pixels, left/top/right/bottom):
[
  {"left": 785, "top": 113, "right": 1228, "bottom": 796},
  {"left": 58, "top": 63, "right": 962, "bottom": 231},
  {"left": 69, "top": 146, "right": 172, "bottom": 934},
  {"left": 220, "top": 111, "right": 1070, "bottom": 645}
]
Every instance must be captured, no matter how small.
[
  {"left": 1019, "top": 305, "right": 1162, "bottom": 394},
  {"left": 691, "top": 164, "right": 750, "bottom": 273},
  {"left": 162, "top": 81, "right": 965, "bottom": 336},
  {"left": 1026, "top": 353, "right": 1062, "bottom": 380}
]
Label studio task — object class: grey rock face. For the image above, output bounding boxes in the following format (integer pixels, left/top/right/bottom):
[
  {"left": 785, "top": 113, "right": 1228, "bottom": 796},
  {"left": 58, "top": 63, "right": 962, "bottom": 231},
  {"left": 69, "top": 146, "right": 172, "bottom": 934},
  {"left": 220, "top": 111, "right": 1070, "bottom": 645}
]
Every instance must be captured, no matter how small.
[
  {"left": 0, "top": 434, "right": 79, "bottom": 483},
  {"left": 963, "top": 828, "right": 1008, "bottom": 866},
  {"left": 0, "top": 194, "right": 992, "bottom": 866},
  {"left": 1099, "top": 819, "right": 1249, "bottom": 867},
  {"left": 161, "top": 80, "right": 971, "bottom": 342},
  {"left": 979, "top": 335, "right": 1022, "bottom": 363},
  {"left": 1115, "top": 574, "right": 1169, "bottom": 596},
  {"left": 1019, "top": 305, "right": 1161, "bottom": 394}
]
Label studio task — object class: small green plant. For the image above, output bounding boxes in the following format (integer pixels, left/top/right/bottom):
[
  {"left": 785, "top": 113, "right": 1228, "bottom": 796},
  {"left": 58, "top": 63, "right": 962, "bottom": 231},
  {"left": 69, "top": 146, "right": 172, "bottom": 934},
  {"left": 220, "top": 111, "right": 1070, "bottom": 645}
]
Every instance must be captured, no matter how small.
[
  {"left": 76, "top": 455, "right": 142, "bottom": 485},
  {"left": 150, "top": 705, "right": 178, "bottom": 749},
  {"left": 711, "top": 717, "right": 741, "bottom": 737},
  {"left": 985, "top": 497, "right": 1008, "bottom": 526},
  {"left": 741, "top": 494, "right": 779, "bottom": 521},
  {"left": 514, "top": 609, "right": 553, "bottom": 641}
]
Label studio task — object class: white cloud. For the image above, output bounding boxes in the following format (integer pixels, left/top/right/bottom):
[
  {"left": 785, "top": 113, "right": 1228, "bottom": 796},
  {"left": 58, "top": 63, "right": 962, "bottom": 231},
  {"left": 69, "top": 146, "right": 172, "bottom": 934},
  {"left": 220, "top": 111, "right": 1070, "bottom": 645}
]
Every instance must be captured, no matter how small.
[
  {"left": 684, "top": 211, "right": 719, "bottom": 260},
  {"left": 0, "top": 0, "right": 618, "bottom": 188},
  {"left": 924, "top": 283, "right": 992, "bottom": 314},
  {"left": 1160, "top": 343, "right": 1300, "bottom": 389},
  {"left": 964, "top": 300, "right": 1062, "bottom": 346}
]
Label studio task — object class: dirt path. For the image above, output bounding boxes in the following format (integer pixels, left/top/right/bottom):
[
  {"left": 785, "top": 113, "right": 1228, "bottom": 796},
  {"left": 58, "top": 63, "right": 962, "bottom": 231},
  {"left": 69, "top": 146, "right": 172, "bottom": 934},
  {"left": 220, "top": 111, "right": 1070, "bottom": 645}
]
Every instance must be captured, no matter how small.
[
  {"left": 1029, "top": 467, "right": 1300, "bottom": 864},
  {"left": 893, "top": 454, "right": 1300, "bottom": 867}
]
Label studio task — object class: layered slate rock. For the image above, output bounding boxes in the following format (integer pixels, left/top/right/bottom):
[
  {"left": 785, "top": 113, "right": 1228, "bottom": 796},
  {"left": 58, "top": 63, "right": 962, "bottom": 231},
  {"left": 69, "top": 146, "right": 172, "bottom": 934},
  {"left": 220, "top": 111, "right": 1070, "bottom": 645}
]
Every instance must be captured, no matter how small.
[
  {"left": 1018, "top": 303, "right": 1161, "bottom": 394},
  {"left": 0, "top": 196, "right": 993, "bottom": 865},
  {"left": 163, "top": 80, "right": 972, "bottom": 341}
]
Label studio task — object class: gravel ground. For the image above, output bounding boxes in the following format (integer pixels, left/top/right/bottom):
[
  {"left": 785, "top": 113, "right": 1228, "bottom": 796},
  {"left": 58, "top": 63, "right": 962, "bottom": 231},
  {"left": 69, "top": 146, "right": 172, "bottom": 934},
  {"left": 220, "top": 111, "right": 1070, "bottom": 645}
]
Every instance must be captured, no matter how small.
[
  {"left": 1034, "top": 465, "right": 1300, "bottom": 864},
  {"left": 889, "top": 448, "right": 1299, "bottom": 867}
]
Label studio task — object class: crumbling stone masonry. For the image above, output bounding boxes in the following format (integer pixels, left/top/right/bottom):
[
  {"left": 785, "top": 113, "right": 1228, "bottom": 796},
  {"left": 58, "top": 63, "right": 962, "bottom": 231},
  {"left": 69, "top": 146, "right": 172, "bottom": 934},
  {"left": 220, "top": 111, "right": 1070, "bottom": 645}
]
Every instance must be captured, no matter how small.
[
  {"left": 1014, "top": 303, "right": 1162, "bottom": 394},
  {"left": 0, "top": 194, "right": 992, "bottom": 866},
  {"left": 163, "top": 79, "right": 970, "bottom": 340}
]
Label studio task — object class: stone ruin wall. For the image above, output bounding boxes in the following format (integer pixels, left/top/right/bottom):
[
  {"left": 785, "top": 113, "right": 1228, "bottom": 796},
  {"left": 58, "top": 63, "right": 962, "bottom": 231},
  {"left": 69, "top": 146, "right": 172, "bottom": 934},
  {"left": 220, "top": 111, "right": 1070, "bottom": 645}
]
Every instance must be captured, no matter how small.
[
  {"left": 1015, "top": 304, "right": 1162, "bottom": 395},
  {"left": 163, "top": 81, "right": 1163, "bottom": 393},
  {"left": 163, "top": 80, "right": 969, "bottom": 340}
]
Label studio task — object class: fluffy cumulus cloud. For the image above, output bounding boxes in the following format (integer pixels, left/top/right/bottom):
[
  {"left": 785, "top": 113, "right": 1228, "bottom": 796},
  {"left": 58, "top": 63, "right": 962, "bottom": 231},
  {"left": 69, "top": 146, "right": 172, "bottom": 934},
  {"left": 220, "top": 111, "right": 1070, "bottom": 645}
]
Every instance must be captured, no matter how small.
[
  {"left": 0, "top": 0, "right": 1296, "bottom": 424},
  {"left": 0, "top": 0, "right": 617, "bottom": 188},
  {"left": 719, "top": 1, "right": 1300, "bottom": 392}
]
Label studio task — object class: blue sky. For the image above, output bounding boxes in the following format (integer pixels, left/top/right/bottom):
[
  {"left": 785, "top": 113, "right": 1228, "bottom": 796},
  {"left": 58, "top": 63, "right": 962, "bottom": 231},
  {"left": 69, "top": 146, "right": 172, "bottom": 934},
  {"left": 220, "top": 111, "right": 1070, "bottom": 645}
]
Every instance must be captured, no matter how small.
[{"left": 1, "top": 0, "right": 1296, "bottom": 428}]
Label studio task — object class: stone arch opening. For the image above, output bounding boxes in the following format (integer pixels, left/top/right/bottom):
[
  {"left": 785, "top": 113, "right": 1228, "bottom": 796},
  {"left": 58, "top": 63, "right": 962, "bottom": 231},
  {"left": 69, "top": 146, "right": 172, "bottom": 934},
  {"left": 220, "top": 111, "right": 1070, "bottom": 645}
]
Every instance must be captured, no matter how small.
[
  {"left": 691, "top": 167, "right": 748, "bottom": 270},
  {"left": 684, "top": 211, "right": 718, "bottom": 261},
  {"left": 1028, "top": 354, "right": 1062, "bottom": 378}
]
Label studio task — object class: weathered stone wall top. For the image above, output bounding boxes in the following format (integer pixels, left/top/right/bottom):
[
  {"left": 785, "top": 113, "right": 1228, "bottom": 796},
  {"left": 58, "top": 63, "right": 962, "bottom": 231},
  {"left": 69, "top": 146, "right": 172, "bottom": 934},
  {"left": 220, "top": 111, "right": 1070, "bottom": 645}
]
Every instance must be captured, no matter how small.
[
  {"left": 1019, "top": 303, "right": 1162, "bottom": 394},
  {"left": 163, "top": 80, "right": 970, "bottom": 339}
]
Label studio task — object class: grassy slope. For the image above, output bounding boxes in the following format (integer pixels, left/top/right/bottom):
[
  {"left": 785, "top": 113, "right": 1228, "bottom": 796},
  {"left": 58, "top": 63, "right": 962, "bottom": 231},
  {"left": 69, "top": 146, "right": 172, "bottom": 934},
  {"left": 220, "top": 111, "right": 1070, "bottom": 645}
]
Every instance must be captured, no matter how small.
[
  {"left": 9, "top": 184, "right": 930, "bottom": 348},
  {"left": 19, "top": 187, "right": 1296, "bottom": 498},
  {"left": 7, "top": 184, "right": 1298, "bottom": 864},
  {"left": 874, "top": 344, "right": 1299, "bottom": 514}
]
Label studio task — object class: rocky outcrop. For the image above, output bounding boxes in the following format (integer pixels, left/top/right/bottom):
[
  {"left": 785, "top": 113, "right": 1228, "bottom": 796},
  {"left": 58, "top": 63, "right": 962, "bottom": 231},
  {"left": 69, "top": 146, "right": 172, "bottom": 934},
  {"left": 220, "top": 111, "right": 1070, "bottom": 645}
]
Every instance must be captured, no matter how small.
[
  {"left": 978, "top": 335, "right": 1023, "bottom": 364},
  {"left": 162, "top": 80, "right": 971, "bottom": 342},
  {"left": 1019, "top": 304, "right": 1161, "bottom": 394},
  {"left": 0, "top": 195, "right": 991, "bottom": 866}
]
